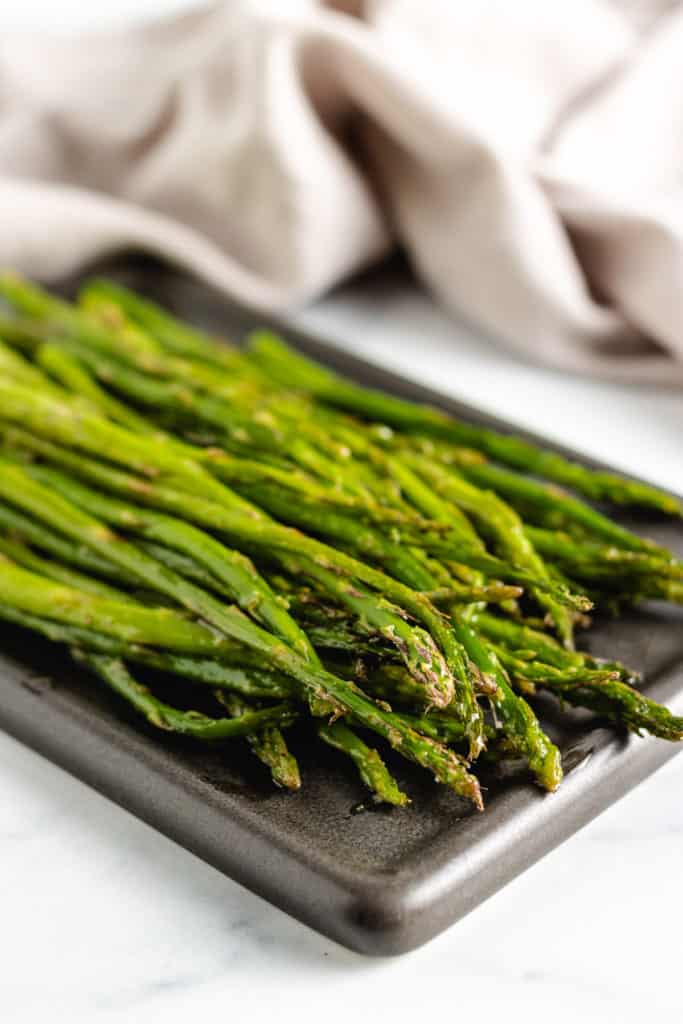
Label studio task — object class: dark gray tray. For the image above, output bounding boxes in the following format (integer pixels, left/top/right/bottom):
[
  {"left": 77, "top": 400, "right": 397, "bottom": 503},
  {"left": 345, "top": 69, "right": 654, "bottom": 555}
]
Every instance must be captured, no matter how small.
[{"left": 1, "top": 260, "right": 682, "bottom": 956}]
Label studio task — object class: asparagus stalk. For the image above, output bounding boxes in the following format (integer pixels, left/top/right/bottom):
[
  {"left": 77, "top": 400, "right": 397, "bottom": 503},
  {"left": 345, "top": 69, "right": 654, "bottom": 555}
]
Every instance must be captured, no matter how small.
[
  {"left": 0, "top": 501, "right": 138, "bottom": 586},
  {"left": 334, "top": 660, "right": 438, "bottom": 706},
  {"left": 277, "top": 554, "right": 456, "bottom": 709},
  {"left": 496, "top": 647, "right": 683, "bottom": 741},
  {"left": 246, "top": 329, "right": 681, "bottom": 516},
  {"left": 5, "top": 274, "right": 680, "bottom": 516},
  {"left": 306, "top": 622, "right": 396, "bottom": 656},
  {"left": 0, "top": 381, "right": 587, "bottom": 610},
  {"left": 0, "top": 543, "right": 483, "bottom": 805},
  {"left": 214, "top": 690, "right": 301, "bottom": 790},
  {"left": 0, "top": 418, "right": 487, "bottom": 723},
  {"left": 489, "top": 647, "right": 619, "bottom": 688},
  {"left": 236, "top": 480, "right": 589, "bottom": 611},
  {"left": 77, "top": 653, "right": 297, "bottom": 740},
  {"left": 79, "top": 278, "right": 245, "bottom": 369},
  {"left": 36, "top": 342, "right": 161, "bottom": 435},
  {"left": 0, "top": 603, "right": 292, "bottom": 697},
  {"left": 451, "top": 618, "right": 562, "bottom": 790},
  {"left": 0, "top": 565, "right": 469, "bottom": 724},
  {"left": 548, "top": 682, "right": 683, "bottom": 741},
  {"left": 235, "top": 481, "right": 436, "bottom": 591},
  {"left": 317, "top": 721, "right": 409, "bottom": 806},
  {"left": 404, "top": 454, "right": 576, "bottom": 646},
  {"left": 137, "top": 540, "right": 236, "bottom": 599},
  {"left": 23, "top": 463, "right": 319, "bottom": 665},
  {"left": 0, "top": 337, "right": 67, "bottom": 397},
  {"left": 35, "top": 335, "right": 273, "bottom": 446},
  {"left": 0, "top": 533, "right": 134, "bottom": 602},
  {"left": 1, "top": 597, "right": 488, "bottom": 764},
  {"left": 277, "top": 576, "right": 522, "bottom": 611},
  {"left": 0, "top": 273, "right": 250, "bottom": 396},
  {"left": 525, "top": 526, "right": 683, "bottom": 581},
  {"left": 0, "top": 556, "right": 249, "bottom": 654},
  {"left": 1, "top": 414, "right": 453, "bottom": 537},
  {"left": 363, "top": 443, "right": 563, "bottom": 789},
  {"left": 1, "top": 274, "right": 680, "bottom": 808},
  {"left": 0, "top": 377, "right": 260, "bottom": 514},
  {"left": 473, "top": 610, "right": 639, "bottom": 683},
  {"left": 0, "top": 339, "right": 598, "bottom": 610},
  {"left": 29, "top": 459, "right": 461, "bottom": 710},
  {"left": 457, "top": 461, "right": 667, "bottom": 555}
]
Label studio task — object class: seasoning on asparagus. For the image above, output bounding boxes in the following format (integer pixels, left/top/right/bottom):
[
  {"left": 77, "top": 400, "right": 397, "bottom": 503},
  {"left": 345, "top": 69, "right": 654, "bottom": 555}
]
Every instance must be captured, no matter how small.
[{"left": 0, "top": 273, "right": 681, "bottom": 813}]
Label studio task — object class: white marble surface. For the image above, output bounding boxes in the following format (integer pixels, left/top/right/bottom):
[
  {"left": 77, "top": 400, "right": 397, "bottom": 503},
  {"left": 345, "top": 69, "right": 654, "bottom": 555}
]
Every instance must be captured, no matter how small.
[
  {"left": 1, "top": 269, "right": 682, "bottom": 1024},
  {"left": 2, "top": 4, "right": 683, "bottom": 1020}
]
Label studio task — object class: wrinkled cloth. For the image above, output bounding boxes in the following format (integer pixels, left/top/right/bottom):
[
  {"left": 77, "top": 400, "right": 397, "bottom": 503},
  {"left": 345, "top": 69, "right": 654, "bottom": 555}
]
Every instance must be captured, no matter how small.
[{"left": 1, "top": 0, "right": 683, "bottom": 382}]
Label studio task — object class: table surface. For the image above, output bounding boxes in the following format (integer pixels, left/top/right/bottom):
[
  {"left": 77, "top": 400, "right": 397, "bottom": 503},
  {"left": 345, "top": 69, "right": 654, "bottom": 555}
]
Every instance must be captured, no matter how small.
[{"left": 1, "top": 267, "right": 682, "bottom": 1024}]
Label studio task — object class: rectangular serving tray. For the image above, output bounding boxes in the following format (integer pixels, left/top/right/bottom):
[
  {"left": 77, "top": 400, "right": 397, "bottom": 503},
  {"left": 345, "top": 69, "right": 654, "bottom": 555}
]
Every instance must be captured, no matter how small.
[{"left": 1, "top": 260, "right": 682, "bottom": 956}]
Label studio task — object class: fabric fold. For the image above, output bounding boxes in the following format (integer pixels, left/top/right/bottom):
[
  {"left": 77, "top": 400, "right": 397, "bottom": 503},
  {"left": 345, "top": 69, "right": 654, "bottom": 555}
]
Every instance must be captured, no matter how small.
[{"left": 1, "top": 0, "right": 682, "bottom": 382}]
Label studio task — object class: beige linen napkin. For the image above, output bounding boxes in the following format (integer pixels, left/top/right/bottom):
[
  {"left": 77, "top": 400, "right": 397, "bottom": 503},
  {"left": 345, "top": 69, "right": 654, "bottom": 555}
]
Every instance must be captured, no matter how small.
[{"left": 1, "top": 0, "right": 682, "bottom": 382}]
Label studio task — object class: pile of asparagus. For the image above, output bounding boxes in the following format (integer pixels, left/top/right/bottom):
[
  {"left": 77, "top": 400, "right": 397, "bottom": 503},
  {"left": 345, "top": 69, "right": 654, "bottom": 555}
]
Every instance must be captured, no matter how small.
[{"left": 0, "top": 273, "right": 681, "bottom": 810}]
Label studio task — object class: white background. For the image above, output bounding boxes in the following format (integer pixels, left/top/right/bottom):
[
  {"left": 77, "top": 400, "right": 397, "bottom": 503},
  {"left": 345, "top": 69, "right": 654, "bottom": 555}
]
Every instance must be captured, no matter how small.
[{"left": 1, "top": 4, "right": 682, "bottom": 1023}]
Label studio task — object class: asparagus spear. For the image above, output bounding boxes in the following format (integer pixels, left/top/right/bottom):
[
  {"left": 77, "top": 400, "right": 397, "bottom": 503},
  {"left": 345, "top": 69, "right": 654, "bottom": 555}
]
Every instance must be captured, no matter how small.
[
  {"left": 403, "top": 454, "right": 576, "bottom": 646},
  {"left": 473, "top": 610, "right": 638, "bottom": 683},
  {"left": 277, "top": 554, "right": 456, "bottom": 709},
  {"left": 22, "top": 463, "right": 320, "bottom": 664},
  {"left": 305, "top": 622, "right": 396, "bottom": 656},
  {"left": 0, "top": 533, "right": 135, "bottom": 602},
  {"left": 1, "top": 274, "right": 681, "bottom": 808},
  {"left": 0, "top": 560, "right": 553, "bottom": 764},
  {"left": 0, "top": 337, "right": 67, "bottom": 397},
  {"left": 5, "top": 274, "right": 680, "bottom": 517},
  {"left": 235, "top": 481, "right": 589, "bottom": 610},
  {"left": 79, "top": 278, "right": 244, "bottom": 369},
  {"left": 36, "top": 342, "right": 161, "bottom": 435},
  {"left": 473, "top": 611, "right": 585, "bottom": 670},
  {"left": 317, "top": 721, "right": 409, "bottom": 806},
  {"left": 0, "top": 415, "right": 487, "bottom": 720},
  {"left": 525, "top": 526, "right": 683, "bottom": 582},
  {"left": 0, "top": 381, "right": 588, "bottom": 610},
  {"left": 234, "top": 481, "right": 437, "bottom": 590},
  {"left": 278, "top": 575, "right": 522, "bottom": 610},
  {"left": 0, "top": 274, "right": 165, "bottom": 366},
  {"left": 1, "top": 412, "right": 453, "bottom": 538},
  {"left": 495, "top": 647, "right": 683, "bottom": 741},
  {"left": 0, "top": 501, "right": 137, "bottom": 586},
  {"left": 137, "top": 540, "right": 236, "bottom": 599},
  {"left": 359, "top": 442, "right": 563, "bottom": 790},
  {"left": 0, "top": 273, "right": 250, "bottom": 395},
  {"left": 77, "top": 652, "right": 297, "bottom": 740},
  {"left": 0, "top": 603, "right": 292, "bottom": 697},
  {"left": 29, "top": 459, "right": 461, "bottom": 711},
  {"left": 452, "top": 618, "right": 562, "bottom": 791},
  {"left": 1, "top": 599, "right": 484, "bottom": 760},
  {"left": 394, "top": 712, "right": 473, "bottom": 747},
  {"left": 0, "top": 378, "right": 262, "bottom": 516},
  {"left": 214, "top": 690, "right": 301, "bottom": 790},
  {"left": 548, "top": 682, "right": 683, "bottom": 741},
  {"left": 1, "top": 348, "right": 445, "bottom": 588},
  {"left": 5, "top": 417, "right": 584, "bottom": 757},
  {"left": 489, "top": 647, "right": 618, "bottom": 688},
  {"left": 0, "top": 556, "right": 250, "bottom": 653},
  {"left": 0, "top": 543, "right": 483, "bottom": 805},
  {"left": 0, "top": 337, "right": 601, "bottom": 611},
  {"left": 246, "top": 329, "right": 681, "bottom": 516},
  {"left": 456, "top": 461, "right": 667, "bottom": 555}
]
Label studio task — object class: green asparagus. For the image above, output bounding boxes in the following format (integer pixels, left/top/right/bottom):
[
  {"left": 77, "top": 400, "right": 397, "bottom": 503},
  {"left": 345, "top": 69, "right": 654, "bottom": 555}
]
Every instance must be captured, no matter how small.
[{"left": 0, "top": 274, "right": 680, "bottom": 813}]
